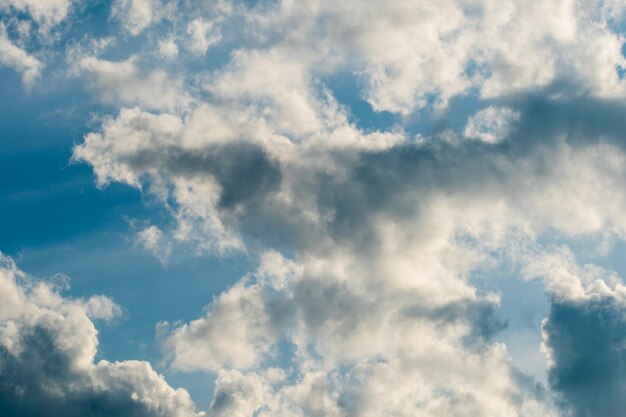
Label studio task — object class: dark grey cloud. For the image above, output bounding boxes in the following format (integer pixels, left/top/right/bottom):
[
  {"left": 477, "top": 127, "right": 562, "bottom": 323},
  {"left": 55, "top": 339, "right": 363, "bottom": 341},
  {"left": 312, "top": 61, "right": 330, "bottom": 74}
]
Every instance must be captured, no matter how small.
[
  {"left": 0, "top": 258, "right": 200, "bottom": 417},
  {"left": 125, "top": 142, "right": 282, "bottom": 211},
  {"left": 0, "top": 326, "right": 158, "bottom": 417},
  {"left": 543, "top": 296, "right": 626, "bottom": 417}
]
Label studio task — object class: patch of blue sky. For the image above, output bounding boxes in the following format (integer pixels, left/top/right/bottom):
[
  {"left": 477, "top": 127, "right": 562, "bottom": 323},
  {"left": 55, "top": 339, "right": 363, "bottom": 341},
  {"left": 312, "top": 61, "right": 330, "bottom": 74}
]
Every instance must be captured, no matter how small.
[
  {"left": 322, "top": 70, "right": 401, "bottom": 133},
  {"left": 534, "top": 229, "right": 626, "bottom": 270},
  {"left": 471, "top": 260, "right": 550, "bottom": 385},
  {"left": 429, "top": 88, "right": 484, "bottom": 134},
  {"left": 323, "top": 67, "right": 490, "bottom": 142}
]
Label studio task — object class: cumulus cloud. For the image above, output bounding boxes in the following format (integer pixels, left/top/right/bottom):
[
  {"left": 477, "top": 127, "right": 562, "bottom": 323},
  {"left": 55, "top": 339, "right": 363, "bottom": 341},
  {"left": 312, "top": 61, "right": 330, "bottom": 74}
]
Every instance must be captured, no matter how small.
[
  {"left": 224, "top": 0, "right": 626, "bottom": 114},
  {"left": 4, "top": 0, "right": 626, "bottom": 415},
  {"left": 75, "top": 97, "right": 626, "bottom": 415},
  {"left": 0, "top": 254, "right": 201, "bottom": 417},
  {"left": 158, "top": 248, "right": 556, "bottom": 416},
  {"left": 542, "top": 294, "right": 626, "bottom": 417},
  {"left": 518, "top": 244, "right": 626, "bottom": 416},
  {"left": 72, "top": 67, "right": 626, "bottom": 414},
  {"left": 71, "top": 55, "right": 191, "bottom": 112}
]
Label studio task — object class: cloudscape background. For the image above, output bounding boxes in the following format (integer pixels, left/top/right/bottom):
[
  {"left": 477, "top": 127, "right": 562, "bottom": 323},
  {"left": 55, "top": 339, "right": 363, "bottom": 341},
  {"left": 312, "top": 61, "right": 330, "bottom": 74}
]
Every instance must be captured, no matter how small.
[{"left": 2, "top": 0, "right": 626, "bottom": 416}]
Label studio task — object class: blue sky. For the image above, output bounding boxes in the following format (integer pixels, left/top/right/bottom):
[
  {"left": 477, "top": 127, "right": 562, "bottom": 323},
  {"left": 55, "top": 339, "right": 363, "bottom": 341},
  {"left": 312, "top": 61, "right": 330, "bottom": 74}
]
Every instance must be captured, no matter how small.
[{"left": 2, "top": 1, "right": 626, "bottom": 416}]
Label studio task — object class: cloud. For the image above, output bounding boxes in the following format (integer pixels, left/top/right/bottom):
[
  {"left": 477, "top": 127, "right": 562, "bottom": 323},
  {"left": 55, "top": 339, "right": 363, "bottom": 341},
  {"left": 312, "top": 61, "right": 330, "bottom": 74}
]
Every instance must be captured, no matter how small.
[
  {"left": 0, "top": 0, "right": 74, "bottom": 29},
  {"left": 0, "top": 254, "right": 202, "bottom": 417},
  {"left": 74, "top": 88, "right": 626, "bottom": 414},
  {"left": 231, "top": 0, "right": 626, "bottom": 114},
  {"left": 520, "top": 244, "right": 626, "bottom": 416},
  {"left": 158, "top": 38, "right": 179, "bottom": 60},
  {"left": 0, "top": 25, "right": 42, "bottom": 87},
  {"left": 136, "top": 225, "right": 172, "bottom": 262},
  {"left": 72, "top": 56, "right": 191, "bottom": 112},
  {"left": 25, "top": 0, "right": 626, "bottom": 415},
  {"left": 159, "top": 250, "right": 555, "bottom": 416},
  {"left": 464, "top": 106, "right": 520, "bottom": 144},
  {"left": 208, "top": 370, "right": 269, "bottom": 417},
  {"left": 163, "top": 279, "right": 278, "bottom": 372},
  {"left": 111, "top": 0, "right": 174, "bottom": 35},
  {"left": 72, "top": 82, "right": 626, "bottom": 415},
  {"left": 76, "top": 94, "right": 626, "bottom": 253},
  {"left": 543, "top": 295, "right": 626, "bottom": 417},
  {"left": 78, "top": 294, "right": 124, "bottom": 321},
  {"left": 186, "top": 19, "right": 221, "bottom": 55}
]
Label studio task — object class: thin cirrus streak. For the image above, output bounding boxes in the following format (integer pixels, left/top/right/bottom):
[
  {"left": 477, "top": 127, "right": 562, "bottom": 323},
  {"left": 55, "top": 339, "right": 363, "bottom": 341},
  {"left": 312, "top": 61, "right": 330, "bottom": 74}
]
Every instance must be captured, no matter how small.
[{"left": 1, "top": 1, "right": 626, "bottom": 416}]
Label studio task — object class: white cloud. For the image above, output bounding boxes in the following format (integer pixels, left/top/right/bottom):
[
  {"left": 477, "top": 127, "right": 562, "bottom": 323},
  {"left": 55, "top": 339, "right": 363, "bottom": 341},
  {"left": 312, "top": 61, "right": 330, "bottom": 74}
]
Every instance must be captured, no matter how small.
[
  {"left": 136, "top": 225, "right": 172, "bottom": 262},
  {"left": 186, "top": 18, "right": 221, "bottom": 55},
  {"left": 159, "top": 38, "right": 179, "bottom": 60},
  {"left": 208, "top": 370, "right": 269, "bottom": 417},
  {"left": 163, "top": 251, "right": 301, "bottom": 373},
  {"left": 0, "top": 25, "right": 42, "bottom": 87},
  {"left": 79, "top": 294, "right": 124, "bottom": 321},
  {"left": 230, "top": 0, "right": 626, "bottom": 114},
  {"left": 161, "top": 250, "right": 557, "bottom": 416},
  {"left": 162, "top": 278, "right": 278, "bottom": 372},
  {"left": 464, "top": 106, "right": 520, "bottom": 144},
  {"left": 111, "top": 0, "right": 174, "bottom": 35},
  {"left": 522, "top": 246, "right": 626, "bottom": 303},
  {"left": 0, "top": 0, "right": 74, "bottom": 28},
  {"left": 72, "top": 55, "right": 191, "bottom": 112}
]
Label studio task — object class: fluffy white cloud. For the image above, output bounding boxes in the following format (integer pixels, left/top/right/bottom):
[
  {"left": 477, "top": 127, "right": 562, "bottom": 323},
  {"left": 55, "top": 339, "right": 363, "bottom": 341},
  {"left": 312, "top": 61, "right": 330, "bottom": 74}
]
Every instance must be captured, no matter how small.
[
  {"left": 225, "top": 0, "right": 626, "bottom": 114},
  {"left": 163, "top": 279, "right": 276, "bottom": 371},
  {"left": 0, "top": 254, "right": 202, "bottom": 417},
  {"left": 161, "top": 250, "right": 557, "bottom": 417},
  {"left": 72, "top": 56, "right": 191, "bottom": 112}
]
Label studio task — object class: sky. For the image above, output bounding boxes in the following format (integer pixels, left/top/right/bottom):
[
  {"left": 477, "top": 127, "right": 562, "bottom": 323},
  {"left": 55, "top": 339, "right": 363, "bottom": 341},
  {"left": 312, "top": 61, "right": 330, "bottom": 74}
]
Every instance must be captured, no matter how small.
[{"left": 1, "top": 1, "right": 626, "bottom": 416}]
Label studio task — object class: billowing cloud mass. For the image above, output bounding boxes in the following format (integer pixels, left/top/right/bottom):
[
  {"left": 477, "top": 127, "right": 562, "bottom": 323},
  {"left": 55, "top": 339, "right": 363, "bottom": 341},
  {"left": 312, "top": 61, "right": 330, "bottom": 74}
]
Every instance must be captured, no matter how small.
[
  {"left": 4, "top": 0, "right": 626, "bottom": 416},
  {"left": 0, "top": 254, "right": 201, "bottom": 417}
]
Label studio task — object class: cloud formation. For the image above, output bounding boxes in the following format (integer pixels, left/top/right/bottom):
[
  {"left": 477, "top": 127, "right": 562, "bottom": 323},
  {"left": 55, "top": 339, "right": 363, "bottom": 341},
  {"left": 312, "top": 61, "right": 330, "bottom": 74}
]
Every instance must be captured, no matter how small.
[
  {"left": 3, "top": 0, "right": 626, "bottom": 416},
  {"left": 0, "top": 25, "right": 42, "bottom": 87},
  {"left": 543, "top": 296, "right": 626, "bottom": 417},
  {"left": 0, "top": 254, "right": 201, "bottom": 417},
  {"left": 69, "top": 2, "right": 626, "bottom": 414}
]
